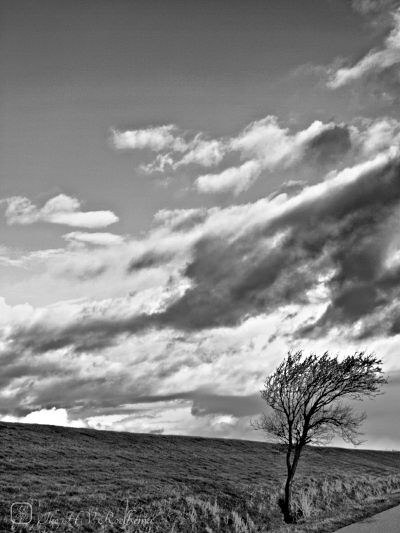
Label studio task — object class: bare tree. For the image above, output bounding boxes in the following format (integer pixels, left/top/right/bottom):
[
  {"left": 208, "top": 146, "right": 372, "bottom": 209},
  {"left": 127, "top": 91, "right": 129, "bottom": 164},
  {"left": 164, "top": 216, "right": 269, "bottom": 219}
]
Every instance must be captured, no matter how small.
[{"left": 254, "top": 351, "right": 387, "bottom": 523}]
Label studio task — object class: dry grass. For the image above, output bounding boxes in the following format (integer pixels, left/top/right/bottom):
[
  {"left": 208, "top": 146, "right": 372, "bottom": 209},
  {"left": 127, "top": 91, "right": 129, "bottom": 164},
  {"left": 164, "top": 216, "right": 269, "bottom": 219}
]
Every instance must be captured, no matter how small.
[{"left": 0, "top": 421, "right": 399, "bottom": 532}]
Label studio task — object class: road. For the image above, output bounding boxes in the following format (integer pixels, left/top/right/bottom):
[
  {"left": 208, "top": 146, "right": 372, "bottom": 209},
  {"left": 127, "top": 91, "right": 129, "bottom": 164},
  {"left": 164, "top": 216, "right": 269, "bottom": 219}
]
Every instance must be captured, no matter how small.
[{"left": 335, "top": 504, "right": 400, "bottom": 532}]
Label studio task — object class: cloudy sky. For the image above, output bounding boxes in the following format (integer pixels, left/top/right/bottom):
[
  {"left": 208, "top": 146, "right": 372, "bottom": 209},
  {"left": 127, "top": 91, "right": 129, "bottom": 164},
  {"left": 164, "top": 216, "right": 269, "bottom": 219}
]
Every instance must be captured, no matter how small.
[{"left": 1, "top": 0, "right": 400, "bottom": 449}]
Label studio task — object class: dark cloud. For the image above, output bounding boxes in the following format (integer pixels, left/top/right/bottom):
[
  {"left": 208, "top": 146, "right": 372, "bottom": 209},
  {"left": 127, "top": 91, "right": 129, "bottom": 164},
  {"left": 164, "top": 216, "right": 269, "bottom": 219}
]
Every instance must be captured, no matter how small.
[
  {"left": 294, "top": 164, "right": 400, "bottom": 337},
  {"left": 128, "top": 250, "right": 174, "bottom": 272},
  {"left": 0, "top": 370, "right": 265, "bottom": 421},
  {"left": 0, "top": 361, "right": 194, "bottom": 417},
  {"left": 61, "top": 264, "right": 108, "bottom": 281},
  {"left": 156, "top": 156, "right": 400, "bottom": 336},
  {"left": 7, "top": 322, "right": 116, "bottom": 355},
  {"left": 149, "top": 428, "right": 164, "bottom": 434},
  {"left": 268, "top": 180, "right": 306, "bottom": 200},
  {"left": 304, "top": 125, "right": 353, "bottom": 167},
  {"left": 31, "top": 376, "right": 127, "bottom": 408}
]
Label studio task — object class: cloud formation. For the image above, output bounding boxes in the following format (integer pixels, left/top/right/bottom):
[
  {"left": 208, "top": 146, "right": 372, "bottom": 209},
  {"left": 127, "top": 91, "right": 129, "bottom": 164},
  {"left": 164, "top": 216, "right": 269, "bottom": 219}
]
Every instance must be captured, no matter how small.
[
  {"left": 196, "top": 119, "right": 353, "bottom": 195},
  {"left": 3, "top": 194, "right": 119, "bottom": 228},
  {"left": 328, "top": 8, "right": 400, "bottom": 89},
  {"left": 112, "top": 114, "right": 400, "bottom": 197},
  {"left": 112, "top": 116, "right": 357, "bottom": 195},
  {"left": 3, "top": 147, "right": 400, "bottom": 366}
]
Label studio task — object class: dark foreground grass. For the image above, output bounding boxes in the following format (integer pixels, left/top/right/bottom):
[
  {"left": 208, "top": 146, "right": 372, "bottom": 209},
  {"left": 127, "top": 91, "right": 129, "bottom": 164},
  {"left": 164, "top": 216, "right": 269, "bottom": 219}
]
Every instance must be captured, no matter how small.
[{"left": 0, "top": 422, "right": 399, "bottom": 532}]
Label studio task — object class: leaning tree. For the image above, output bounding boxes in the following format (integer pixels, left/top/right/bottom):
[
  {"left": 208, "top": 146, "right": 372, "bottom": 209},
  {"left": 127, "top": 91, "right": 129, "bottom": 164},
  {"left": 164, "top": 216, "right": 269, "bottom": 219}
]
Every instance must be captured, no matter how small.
[{"left": 254, "top": 350, "right": 387, "bottom": 523}]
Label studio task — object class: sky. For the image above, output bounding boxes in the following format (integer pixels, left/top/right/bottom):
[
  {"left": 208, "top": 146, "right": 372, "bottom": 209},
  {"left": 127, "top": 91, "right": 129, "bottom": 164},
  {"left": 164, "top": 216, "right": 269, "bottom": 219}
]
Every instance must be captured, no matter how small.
[{"left": 1, "top": 0, "right": 400, "bottom": 449}]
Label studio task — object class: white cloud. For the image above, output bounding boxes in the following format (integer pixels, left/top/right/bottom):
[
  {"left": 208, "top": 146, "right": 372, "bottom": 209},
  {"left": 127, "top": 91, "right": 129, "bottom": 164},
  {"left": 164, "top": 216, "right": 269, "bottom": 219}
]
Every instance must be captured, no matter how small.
[
  {"left": 111, "top": 116, "right": 353, "bottom": 194},
  {"left": 354, "top": 118, "right": 400, "bottom": 156},
  {"left": 195, "top": 119, "right": 341, "bottom": 195},
  {"left": 2, "top": 408, "right": 86, "bottom": 428},
  {"left": 328, "top": 9, "right": 400, "bottom": 88},
  {"left": 175, "top": 137, "right": 225, "bottom": 168},
  {"left": 230, "top": 116, "right": 291, "bottom": 163},
  {"left": 3, "top": 194, "right": 119, "bottom": 228},
  {"left": 141, "top": 153, "right": 175, "bottom": 173},
  {"left": 112, "top": 124, "right": 224, "bottom": 171},
  {"left": 196, "top": 160, "right": 262, "bottom": 195},
  {"left": 63, "top": 232, "right": 125, "bottom": 246},
  {"left": 121, "top": 113, "right": 362, "bottom": 195},
  {"left": 231, "top": 118, "right": 339, "bottom": 167},
  {"left": 111, "top": 125, "right": 187, "bottom": 152},
  {"left": 194, "top": 117, "right": 400, "bottom": 195}
]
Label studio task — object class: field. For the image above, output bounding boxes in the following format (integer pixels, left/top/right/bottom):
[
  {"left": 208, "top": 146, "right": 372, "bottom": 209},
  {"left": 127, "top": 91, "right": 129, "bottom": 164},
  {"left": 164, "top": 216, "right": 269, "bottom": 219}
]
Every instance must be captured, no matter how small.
[{"left": 0, "top": 421, "right": 399, "bottom": 532}]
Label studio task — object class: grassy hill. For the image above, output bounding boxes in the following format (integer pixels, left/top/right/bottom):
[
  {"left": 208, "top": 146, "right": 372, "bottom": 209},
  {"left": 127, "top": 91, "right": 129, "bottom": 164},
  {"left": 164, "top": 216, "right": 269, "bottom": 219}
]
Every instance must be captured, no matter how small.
[{"left": 0, "top": 421, "right": 399, "bottom": 532}]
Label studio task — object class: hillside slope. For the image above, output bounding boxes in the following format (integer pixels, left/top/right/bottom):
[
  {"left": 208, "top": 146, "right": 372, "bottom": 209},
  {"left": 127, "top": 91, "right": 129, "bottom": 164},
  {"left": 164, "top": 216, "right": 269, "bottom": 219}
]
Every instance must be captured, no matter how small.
[{"left": 0, "top": 421, "right": 399, "bottom": 532}]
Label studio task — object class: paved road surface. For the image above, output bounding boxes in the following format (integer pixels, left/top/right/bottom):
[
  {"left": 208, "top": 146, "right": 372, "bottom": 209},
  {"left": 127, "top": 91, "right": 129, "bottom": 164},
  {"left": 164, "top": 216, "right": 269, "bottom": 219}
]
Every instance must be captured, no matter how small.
[{"left": 335, "top": 504, "right": 400, "bottom": 532}]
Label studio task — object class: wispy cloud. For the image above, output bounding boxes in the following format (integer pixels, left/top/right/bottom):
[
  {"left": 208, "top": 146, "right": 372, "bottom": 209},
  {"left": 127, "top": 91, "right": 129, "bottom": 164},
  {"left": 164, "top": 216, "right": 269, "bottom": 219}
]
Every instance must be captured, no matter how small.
[
  {"left": 328, "top": 8, "right": 400, "bottom": 89},
  {"left": 2, "top": 194, "right": 119, "bottom": 228},
  {"left": 352, "top": 0, "right": 398, "bottom": 16},
  {"left": 63, "top": 231, "right": 125, "bottom": 246}
]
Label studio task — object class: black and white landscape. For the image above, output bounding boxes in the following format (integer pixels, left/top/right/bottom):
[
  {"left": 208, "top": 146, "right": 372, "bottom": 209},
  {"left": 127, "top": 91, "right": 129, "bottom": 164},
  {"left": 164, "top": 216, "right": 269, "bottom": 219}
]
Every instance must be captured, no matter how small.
[{"left": 1, "top": 1, "right": 400, "bottom": 531}]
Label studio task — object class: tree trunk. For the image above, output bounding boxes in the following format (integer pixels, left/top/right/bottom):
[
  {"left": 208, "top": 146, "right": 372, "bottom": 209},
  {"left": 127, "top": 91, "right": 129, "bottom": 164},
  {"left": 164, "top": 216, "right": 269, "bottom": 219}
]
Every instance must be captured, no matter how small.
[
  {"left": 282, "top": 446, "right": 302, "bottom": 523},
  {"left": 283, "top": 475, "right": 294, "bottom": 523}
]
